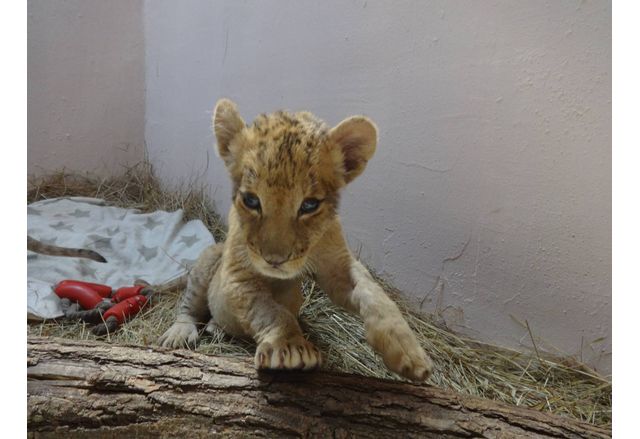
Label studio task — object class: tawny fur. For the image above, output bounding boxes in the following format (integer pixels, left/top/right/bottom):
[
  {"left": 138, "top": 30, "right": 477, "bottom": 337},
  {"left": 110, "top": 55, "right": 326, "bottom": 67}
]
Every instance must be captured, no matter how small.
[{"left": 159, "top": 99, "right": 433, "bottom": 381}]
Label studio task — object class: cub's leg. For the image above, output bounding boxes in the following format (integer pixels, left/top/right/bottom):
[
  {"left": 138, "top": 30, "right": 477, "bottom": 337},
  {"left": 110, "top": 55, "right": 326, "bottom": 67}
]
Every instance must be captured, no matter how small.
[
  {"left": 216, "top": 275, "right": 319, "bottom": 370},
  {"left": 314, "top": 246, "right": 433, "bottom": 381},
  {"left": 158, "top": 244, "right": 223, "bottom": 348},
  {"left": 271, "top": 279, "right": 305, "bottom": 317}
]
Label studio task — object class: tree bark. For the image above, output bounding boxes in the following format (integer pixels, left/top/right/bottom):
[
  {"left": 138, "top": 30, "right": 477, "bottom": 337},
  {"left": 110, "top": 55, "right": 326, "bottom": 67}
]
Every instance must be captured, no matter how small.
[{"left": 27, "top": 336, "right": 609, "bottom": 438}]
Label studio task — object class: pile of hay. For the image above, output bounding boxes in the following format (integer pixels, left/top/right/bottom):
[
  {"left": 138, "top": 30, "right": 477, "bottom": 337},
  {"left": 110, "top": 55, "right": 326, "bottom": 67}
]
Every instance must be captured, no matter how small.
[{"left": 27, "top": 163, "right": 611, "bottom": 429}]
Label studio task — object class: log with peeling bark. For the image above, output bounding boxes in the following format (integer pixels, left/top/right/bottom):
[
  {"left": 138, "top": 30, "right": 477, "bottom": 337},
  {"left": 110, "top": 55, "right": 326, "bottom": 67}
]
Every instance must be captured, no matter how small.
[{"left": 27, "top": 337, "right": 610, "bottom": 438}]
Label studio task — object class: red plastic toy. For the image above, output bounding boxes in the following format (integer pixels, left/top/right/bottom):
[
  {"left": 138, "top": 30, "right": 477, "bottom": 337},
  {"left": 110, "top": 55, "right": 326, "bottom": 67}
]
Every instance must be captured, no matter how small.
[
  {"left": 112, "top": 285, "right": 146, "bottom": 303},
  {"left": 55, "top": 280, "right": 112, "bottom": 297},
  {"left": 53, "top": 279, "right": 154, "bottom": 335},
  {"left": 93, "top": 295, "right": 149, "bottom": 335},
  {"left": 54, "top": 282, "right": 111, "bottom": 311}
]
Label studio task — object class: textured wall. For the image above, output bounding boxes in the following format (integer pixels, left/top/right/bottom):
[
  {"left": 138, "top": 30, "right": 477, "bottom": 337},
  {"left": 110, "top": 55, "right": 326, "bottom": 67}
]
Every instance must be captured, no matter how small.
[
  {"left": 144, "top": 1, "right": 611, "bottom": 372},
  {"left": 28, "top": 0, "right": 145, "bottom": 177}
]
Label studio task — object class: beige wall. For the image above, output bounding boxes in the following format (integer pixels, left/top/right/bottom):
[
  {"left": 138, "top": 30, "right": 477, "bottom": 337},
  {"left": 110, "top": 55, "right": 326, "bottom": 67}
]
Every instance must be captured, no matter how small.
[
  {"left": 145, "top": 1, "right": 611, "bottom": 373},
  {"left": 28, "top": 0, "right": 145, "bottom": 177}
]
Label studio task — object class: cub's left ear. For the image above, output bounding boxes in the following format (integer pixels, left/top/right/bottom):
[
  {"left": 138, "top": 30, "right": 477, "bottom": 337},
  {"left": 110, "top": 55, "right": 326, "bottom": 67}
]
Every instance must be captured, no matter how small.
[{"left": 328, "top": 116, "right": 378, "bottom": 185}]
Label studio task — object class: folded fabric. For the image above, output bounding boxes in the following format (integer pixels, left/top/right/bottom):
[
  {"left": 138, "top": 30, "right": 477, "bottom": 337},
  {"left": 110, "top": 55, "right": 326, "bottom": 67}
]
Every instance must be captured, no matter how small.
[{"left": 27, "top": 197, "right": 215, "bottom": 320}]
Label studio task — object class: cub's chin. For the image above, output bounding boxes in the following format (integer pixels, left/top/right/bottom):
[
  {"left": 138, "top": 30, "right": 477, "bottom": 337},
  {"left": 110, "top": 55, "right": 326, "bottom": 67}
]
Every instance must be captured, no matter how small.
[{"left": 248, "top": 253, "right": 308, "bottom": 280}]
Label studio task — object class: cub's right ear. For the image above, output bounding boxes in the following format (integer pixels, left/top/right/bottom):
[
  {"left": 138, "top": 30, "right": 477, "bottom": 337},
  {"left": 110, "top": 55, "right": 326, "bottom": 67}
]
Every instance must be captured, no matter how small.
[
  {"left": 327, "top": 116, "right": 377, "bottom": 185},
  {"left": 213, "top": 98, "right": 246, "bottom": 166}
]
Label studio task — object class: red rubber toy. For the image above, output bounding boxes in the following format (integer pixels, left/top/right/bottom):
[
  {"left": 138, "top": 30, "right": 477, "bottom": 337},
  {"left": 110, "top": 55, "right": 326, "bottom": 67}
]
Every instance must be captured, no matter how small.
[
  {"left": 102, "top": 295, "right": 148, "bottom": 324},
  {"left": 54, "top": 279, "right": 154, "bottom": 335},
  {"left": 56, "top": 280, "right": 112, "bottom": 298},
  {"left": 54, "top": 283, "right": 105, "bottom": 310},
  {"left": 112, "top": 285, "right": 145, "bottom": 303}
]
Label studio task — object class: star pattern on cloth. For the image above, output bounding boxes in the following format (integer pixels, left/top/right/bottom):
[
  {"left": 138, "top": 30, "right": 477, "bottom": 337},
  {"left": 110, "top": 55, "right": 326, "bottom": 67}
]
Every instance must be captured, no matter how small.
[
  {"left": 86, "top": 234, "right": 113, "bottom": 251},
  {"left": 69, "top": 209, "right": 91, "bottom": 218},
  {"left": 179, "top": 234, "right": 199, "bottom": 247},
  {"left": 50, "top": 221, "right": 74, "bottom": 232},
  {"left": 77, "top": 261, "right": 97, "bottom": 278},
  {"left": 54, "top": 267, "right": 69, "bottom": 277},
  {"left": 139, "top": 245, "right": 159, "bottom": 261},
  {"left": 28, "top": 199, "right": 214, "bottom": 323},
  {"left": 144, "top": 217, "right": 162, "bottom": 230}
]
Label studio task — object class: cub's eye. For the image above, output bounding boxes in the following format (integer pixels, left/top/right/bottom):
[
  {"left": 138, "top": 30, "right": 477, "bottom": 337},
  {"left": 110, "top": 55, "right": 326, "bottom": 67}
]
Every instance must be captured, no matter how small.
[
  {"left": 242, "top": 192, "right": 261, "bottom": 211},
  {"left": 299, "top": 198, "right": 321, "bottom": 215}
]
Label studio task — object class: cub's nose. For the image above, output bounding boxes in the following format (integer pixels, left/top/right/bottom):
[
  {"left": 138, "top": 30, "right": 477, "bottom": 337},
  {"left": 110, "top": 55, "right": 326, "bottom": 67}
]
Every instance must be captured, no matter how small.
[{"left": 263, "top": 254, "right": 289, "bottom": 267}]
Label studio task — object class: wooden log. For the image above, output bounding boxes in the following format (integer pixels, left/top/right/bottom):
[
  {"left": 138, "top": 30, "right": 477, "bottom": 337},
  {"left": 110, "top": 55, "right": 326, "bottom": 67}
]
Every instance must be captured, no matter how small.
[{"left": 27, "top": 336, "right": 610, "bottom": 438}]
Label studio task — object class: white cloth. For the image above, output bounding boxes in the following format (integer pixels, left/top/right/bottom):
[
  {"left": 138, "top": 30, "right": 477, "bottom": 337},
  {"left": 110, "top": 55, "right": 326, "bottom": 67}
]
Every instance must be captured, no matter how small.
[{"left": 27, "top": 197, "right": 215, "bottom": 320}]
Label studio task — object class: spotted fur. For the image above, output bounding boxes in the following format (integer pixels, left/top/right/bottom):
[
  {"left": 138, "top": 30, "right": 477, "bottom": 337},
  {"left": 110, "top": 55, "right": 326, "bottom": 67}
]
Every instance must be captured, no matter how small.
[{"left": 159, "top": 99, "right": 433, "bottom": 381}]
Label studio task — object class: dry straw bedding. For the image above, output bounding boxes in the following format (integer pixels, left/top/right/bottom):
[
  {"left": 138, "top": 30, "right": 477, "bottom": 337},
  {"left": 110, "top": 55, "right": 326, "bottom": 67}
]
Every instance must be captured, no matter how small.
[{"left": 27, "top": 163, "right": 611, "bottom": 429}]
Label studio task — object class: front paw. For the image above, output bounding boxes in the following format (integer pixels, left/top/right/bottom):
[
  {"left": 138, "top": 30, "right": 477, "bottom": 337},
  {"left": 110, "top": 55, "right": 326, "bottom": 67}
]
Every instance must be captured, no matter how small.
[
  {"left": 255, "top": 335, "right": 321, "bottom": 371},
  {"left": 367, "top": 319, "right": 434, "bottom": 381},
  {"left": 158, "top": 321, "right": 199, "bottom": 349}
]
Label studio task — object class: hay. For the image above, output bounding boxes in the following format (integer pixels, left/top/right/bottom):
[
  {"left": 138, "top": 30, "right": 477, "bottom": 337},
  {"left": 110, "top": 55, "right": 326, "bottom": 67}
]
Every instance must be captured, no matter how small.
[{"left": 27, "top": 163, "right": 612, "bottom": 429}]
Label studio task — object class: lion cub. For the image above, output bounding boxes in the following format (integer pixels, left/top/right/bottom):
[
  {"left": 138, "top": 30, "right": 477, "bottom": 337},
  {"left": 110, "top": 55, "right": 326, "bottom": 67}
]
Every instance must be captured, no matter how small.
[{"left": 159, "top": 99, "right": 434, "bottom": 381}]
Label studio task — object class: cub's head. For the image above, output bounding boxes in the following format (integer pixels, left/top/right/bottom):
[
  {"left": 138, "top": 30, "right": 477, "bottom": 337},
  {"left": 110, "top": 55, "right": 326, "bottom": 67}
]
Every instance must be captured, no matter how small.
[{"left": 213, "top": 98, "right": 377, "bottom": 279}]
